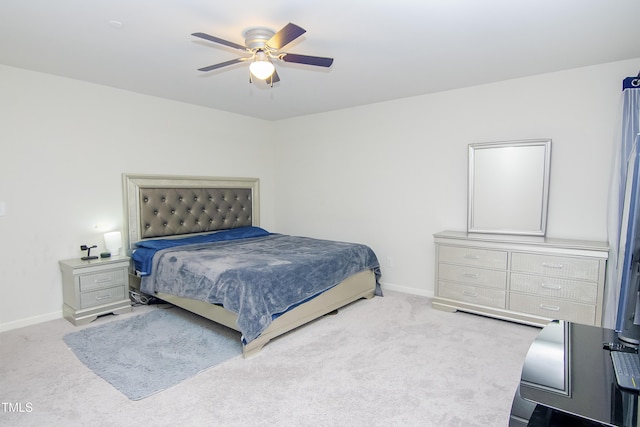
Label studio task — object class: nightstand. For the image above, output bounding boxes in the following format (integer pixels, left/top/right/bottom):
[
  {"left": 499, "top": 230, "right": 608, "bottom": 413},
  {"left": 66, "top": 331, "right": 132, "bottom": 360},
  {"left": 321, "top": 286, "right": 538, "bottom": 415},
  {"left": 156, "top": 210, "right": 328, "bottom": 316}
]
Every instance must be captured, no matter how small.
[{"left": 59, "top": 256, "right": 132, "bottom": 326}]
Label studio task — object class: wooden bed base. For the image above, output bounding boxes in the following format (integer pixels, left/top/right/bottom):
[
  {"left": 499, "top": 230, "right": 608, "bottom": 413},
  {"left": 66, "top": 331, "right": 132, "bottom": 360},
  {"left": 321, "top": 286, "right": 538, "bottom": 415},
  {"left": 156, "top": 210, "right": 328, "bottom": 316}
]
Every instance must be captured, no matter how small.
[{"left": 130, "top": 269, "right": 376, "bottom": 358}]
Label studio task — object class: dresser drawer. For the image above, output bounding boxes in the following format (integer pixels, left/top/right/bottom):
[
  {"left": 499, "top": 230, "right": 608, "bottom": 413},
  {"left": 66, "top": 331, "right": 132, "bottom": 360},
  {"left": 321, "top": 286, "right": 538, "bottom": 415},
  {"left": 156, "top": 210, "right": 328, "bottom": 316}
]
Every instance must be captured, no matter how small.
[
  {"left": 79, "top": 269, "right": 126, "bottom": 292},
  {"left": 511, "top": 273, "right": 597, "bottom": 304},
  {"left": 509, "top": 293, "right": 596, "bottom": 325},
  {"left": 438, "top": 245, "right": 507, "bottom": 269},
  {"left": 511, "top": 252, "right": 600, "bottom": 281},
  {"left": 439, "top": 264, "right": 507, "bottom": 289},
  {"left": 438, "top": 281, "right": 506, "bottom": 309},
  {"left": 80, "top": 285, "right": 126, "bottom": 308}
]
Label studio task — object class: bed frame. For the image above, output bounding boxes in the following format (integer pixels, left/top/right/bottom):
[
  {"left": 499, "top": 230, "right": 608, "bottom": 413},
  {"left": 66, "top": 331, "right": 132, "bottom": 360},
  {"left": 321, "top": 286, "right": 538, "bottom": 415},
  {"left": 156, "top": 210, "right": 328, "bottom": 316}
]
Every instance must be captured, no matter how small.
[{"left": 122, "top": 174, "right": 377, "bottom": 358}]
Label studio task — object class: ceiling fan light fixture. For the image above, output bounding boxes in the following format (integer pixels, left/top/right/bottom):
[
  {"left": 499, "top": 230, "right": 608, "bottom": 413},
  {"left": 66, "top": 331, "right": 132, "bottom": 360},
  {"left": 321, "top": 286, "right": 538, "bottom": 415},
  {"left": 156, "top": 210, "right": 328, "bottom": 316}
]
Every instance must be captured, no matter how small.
[{"left": 249, "top": 51, "right": 275, "bottom": 80}]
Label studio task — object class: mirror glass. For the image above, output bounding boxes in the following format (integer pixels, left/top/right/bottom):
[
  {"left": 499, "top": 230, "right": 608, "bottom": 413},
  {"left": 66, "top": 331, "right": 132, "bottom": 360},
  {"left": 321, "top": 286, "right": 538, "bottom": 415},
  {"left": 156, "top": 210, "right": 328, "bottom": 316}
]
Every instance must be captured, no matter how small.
[{"left": 468, "top": 139, "right": 551, "bottom": 236}]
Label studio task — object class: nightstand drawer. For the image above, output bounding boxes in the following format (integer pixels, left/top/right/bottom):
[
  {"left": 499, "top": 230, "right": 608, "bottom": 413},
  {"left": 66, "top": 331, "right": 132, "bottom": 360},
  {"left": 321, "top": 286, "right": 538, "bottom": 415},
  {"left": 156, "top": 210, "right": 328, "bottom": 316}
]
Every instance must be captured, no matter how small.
[
  {"left": 80, "top": 285, "right": 126, "bottom": 308},
  {"left": 79, "top": 269, "right": 126, "bottom": 292},
  {"left": 511, "top": 252, "right": 600, "bottom": 281},
  {"left": 438, "top": 245, "right": 507, "bottom": 269},
  {"left": 509, "top": 293, "right": 596, "bottom": 325},
  {"left": 439, "top": 264, "right": 507, "bottom": 289},
  {"left": 511, "top": 273, "right": 597, "bottom": 304},
  {"left": 438, "top": 281, "right": 506, "bottom": 309}
]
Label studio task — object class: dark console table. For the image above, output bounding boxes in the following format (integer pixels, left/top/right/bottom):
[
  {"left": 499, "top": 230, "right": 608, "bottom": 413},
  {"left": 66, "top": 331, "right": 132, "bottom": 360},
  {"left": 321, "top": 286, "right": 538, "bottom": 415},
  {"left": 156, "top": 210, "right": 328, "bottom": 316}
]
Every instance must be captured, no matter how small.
[{"left": 510, "top": 320, "right": 640, "bottom": 427}]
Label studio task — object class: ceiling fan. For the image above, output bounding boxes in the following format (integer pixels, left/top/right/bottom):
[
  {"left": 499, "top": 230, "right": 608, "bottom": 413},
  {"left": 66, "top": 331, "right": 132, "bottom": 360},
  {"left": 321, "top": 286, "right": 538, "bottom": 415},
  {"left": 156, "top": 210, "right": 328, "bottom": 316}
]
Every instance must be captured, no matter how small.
[{"left": 192, "top": 23, "right": 334, "bottom": 85}]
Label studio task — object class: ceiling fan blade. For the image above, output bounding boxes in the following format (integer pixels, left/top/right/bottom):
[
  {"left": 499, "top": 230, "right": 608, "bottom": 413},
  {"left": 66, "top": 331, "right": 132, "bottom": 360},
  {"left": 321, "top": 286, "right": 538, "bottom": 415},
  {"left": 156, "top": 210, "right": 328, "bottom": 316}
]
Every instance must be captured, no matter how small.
[
  {"left": 197, "top": 58, "right": 245, "bottom": 72},
  {"left": 281, "top": 53, "right": 334, "bottom": 67},
  {"left": 267, "top": 23, "right": 306, "bottom": 50},
  {"left": 192, "top": 32, "right": 247, "bottom": 51}
]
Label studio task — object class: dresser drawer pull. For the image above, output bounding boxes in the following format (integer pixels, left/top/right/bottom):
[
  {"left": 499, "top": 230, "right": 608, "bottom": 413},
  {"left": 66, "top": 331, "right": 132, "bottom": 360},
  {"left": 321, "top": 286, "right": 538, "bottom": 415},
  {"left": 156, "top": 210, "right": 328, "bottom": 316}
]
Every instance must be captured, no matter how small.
[
  {"left": 540, "top": 283, "right": 562, "bottom": 291},
  {"left": 93, "top": 277, "right": 113, "bottom": 284},
  {"left": 542, "top": 262, "right": 564, "bottom": 269},
  {"left": 463, "top": 291, "right": 479, "bottom": 298},
  {"left": 95, "top": 293, "right": 112, "bottom": 300},
  {"left": 540, "top": 304, "right": 560, "bottom": 311},
  {"left": 464, "top": 254, "right": 480, "bottom": 260},
  {"left": 462, "top": 273, "right": 479, "bottom": 279}
]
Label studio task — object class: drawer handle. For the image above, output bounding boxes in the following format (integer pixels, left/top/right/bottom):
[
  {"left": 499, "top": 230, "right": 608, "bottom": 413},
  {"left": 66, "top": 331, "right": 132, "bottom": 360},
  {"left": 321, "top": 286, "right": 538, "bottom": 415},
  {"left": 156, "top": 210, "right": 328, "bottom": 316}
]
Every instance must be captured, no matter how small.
[
  {"left": 94, "top": 277, "right": 113, "bottom": 284},
  {"left": 463, "top": 291, "right": 479, "bottom": 298},
  {"left": 540, "top": 283, "right": 562, "bottom": 291},
  {"left": 542, "top": 262, "right": 564, "bottom": 269},
  {"left": 462, "top": 273, "right": 479, "bottom": 279},
  {"left": 540, "top": 304, "right": 560, "bottom": 311},
  {"left": 464, "top": 254, "right": 480, "bottom": 260},
  {"left": 95, "top": 293, "right": 112, "bottom": 300}
]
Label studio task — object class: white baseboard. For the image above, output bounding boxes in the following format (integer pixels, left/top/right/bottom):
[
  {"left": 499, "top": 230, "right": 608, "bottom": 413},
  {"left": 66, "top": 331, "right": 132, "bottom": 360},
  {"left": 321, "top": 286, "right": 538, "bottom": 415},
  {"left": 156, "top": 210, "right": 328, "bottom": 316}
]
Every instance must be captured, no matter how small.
[
  {"left": 0, "top": 311, "right": 62, "bottom": 333},
  {"left": 380, "top": 281, "right": 434, "bottom": 298}
]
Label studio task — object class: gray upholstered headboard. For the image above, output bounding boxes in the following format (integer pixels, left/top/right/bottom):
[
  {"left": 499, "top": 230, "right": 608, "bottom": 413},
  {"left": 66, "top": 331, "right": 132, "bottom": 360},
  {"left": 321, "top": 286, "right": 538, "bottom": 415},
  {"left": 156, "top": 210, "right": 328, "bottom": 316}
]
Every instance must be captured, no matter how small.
[{"left": 122, "top": 174, "right": 260, "bottom": 254}]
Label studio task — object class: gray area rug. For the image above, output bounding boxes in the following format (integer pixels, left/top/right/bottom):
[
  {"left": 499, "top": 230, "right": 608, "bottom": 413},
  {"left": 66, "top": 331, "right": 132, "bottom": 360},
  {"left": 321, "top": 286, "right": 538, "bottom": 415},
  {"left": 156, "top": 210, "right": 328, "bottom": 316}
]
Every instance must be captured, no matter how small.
[{"left": 63, "top": 307, "right": 242, "bottom": 400}]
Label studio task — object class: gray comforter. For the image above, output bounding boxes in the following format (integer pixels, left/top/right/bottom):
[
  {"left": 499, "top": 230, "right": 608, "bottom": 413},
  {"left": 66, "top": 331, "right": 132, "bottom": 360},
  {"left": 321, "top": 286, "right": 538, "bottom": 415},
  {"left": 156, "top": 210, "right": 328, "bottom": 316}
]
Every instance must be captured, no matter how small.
[{"left": 140, "top": 234, "right": 381, "bottom": 343}]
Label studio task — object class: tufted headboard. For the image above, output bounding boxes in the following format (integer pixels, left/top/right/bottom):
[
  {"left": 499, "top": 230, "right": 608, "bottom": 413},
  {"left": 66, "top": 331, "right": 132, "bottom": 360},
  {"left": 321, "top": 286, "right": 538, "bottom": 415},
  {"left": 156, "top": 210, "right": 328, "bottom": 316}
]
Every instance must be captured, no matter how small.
[{"left": 122, "top": 174, "right": 260, "bottom": 254}]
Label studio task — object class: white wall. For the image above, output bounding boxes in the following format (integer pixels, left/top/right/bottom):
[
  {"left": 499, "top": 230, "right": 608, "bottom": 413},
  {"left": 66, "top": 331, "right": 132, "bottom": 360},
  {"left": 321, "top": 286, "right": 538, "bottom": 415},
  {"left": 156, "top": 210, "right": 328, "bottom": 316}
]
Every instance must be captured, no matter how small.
[
  {"left": 273, "top": 58, "right": 640, "bottom": 296},
  {"left": 2, "top": 58, "right": 639, "bottom": 330},
  {"left": 0, "top": 65, "right": 276, "bottom": 330}
]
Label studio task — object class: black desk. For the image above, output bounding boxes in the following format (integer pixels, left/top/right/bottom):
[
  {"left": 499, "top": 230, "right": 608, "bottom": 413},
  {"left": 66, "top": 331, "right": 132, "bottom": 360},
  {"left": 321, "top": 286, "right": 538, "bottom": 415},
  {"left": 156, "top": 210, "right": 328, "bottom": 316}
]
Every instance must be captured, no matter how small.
[{"left": 510, "top": 321, "right": 640, "bottom": 427}]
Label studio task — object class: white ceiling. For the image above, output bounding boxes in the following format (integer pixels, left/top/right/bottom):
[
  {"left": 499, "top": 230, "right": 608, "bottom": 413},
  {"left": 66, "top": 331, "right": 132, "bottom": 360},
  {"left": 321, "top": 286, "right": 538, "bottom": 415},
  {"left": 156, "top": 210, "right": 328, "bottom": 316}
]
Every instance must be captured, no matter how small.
[{"left": 1, "top": 0, "right": 639, "bottom": 121}]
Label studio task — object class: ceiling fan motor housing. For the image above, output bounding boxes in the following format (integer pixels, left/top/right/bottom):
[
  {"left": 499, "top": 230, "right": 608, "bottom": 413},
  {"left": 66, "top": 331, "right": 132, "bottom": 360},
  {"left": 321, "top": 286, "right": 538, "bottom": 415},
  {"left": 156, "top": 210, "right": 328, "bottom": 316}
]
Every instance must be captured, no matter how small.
[{"left": 244, "top": 28, "right": 275, "bottom": 50}]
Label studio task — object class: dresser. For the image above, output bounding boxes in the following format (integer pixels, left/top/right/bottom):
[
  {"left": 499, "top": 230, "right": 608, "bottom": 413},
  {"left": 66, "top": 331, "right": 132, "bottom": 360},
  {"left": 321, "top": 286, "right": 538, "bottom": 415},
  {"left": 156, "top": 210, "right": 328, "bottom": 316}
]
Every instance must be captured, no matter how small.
[
  {"left": 60, "top": 256, "right": 132, "bottom": 325},
  {"left": 433, "top": 231, "right": 609, "bottom": 327}
]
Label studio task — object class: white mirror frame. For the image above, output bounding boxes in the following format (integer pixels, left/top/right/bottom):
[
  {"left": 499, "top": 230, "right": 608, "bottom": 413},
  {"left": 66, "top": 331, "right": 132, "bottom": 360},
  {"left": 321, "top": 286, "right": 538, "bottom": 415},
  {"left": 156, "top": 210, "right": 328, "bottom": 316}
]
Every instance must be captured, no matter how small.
[{"left": 468, "top": 139, "right": 552, "bottom": 236}]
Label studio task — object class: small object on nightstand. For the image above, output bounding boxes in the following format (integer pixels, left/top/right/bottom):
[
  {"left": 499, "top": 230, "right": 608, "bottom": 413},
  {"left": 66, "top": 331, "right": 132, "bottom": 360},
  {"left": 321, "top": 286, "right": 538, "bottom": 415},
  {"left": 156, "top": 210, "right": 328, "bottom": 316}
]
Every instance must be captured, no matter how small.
[
  {"left": 103, "top": 231, "right": 122, "bottom": 256},
  {"left": 100, "top": 252, "right": 111, "bottom": 258},
  {"left": 80, "top": 244, "right": 98, "bottom": 260}
]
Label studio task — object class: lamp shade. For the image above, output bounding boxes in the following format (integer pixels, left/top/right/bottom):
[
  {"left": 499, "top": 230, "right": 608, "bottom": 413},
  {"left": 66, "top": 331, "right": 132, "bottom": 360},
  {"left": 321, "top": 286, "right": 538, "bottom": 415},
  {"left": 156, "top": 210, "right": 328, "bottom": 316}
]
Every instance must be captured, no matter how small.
[
  {"left": 104, "top": 231, "right": 122, "bottom": 256},
  {"left": 249, "top": 51, "right": 275, "bottom": 80}
]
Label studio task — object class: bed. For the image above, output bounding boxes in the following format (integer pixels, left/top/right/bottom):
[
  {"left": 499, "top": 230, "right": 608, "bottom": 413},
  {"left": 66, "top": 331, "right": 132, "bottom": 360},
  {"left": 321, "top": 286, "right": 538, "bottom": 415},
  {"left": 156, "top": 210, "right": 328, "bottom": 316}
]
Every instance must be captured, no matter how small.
[{"left": 123, "top": 174, "right": 381, "bottom": 358}]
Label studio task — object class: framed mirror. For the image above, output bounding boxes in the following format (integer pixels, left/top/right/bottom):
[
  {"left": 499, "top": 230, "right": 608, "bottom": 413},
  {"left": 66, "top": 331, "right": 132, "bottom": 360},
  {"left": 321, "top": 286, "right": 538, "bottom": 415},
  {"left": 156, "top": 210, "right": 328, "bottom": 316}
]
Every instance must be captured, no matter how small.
[{"left": 468, "top": 139, "right": 551, "bottom": 236}]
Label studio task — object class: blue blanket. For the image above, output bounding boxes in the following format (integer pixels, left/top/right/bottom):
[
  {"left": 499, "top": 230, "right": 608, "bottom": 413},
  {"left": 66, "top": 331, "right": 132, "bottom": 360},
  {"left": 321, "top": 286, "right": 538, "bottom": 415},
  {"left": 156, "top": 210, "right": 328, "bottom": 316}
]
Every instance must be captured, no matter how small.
[{"left": 140, "top": 234, "right": 381, "bottom": 343}]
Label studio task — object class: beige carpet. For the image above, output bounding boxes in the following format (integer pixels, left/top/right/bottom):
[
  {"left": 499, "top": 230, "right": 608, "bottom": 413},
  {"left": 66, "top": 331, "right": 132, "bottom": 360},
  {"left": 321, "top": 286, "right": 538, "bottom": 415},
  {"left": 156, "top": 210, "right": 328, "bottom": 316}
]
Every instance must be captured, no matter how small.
[{"left": 0, "top": 291, "right": 540, "bottom": 426}]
